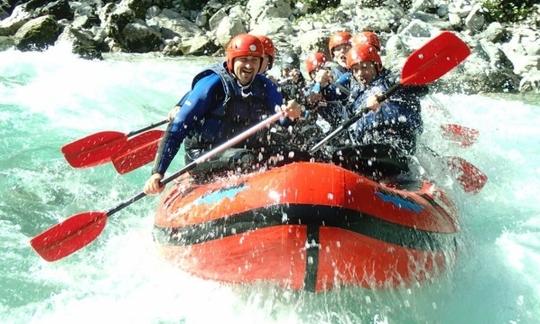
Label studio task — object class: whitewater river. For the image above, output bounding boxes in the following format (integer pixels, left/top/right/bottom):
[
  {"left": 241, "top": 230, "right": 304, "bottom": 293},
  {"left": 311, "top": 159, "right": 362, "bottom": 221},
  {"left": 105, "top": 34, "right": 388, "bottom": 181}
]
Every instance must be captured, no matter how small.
[{"left": 1, "top": 45, "right": 539, "bottom": 323}]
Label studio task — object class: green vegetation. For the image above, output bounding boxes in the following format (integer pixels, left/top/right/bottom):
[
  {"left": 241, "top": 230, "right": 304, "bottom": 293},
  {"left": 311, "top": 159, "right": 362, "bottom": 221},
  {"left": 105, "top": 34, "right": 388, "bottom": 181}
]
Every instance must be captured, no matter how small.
[{"left": 482, "top": 0, "right": 536, "bottom": 23}]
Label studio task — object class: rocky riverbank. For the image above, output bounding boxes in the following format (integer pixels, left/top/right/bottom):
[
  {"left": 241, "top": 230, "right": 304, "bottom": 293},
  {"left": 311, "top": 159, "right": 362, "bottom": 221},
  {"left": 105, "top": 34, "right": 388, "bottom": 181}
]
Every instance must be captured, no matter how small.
[{"left": 1, "top": 0, "right": 539, "bottom": 93}]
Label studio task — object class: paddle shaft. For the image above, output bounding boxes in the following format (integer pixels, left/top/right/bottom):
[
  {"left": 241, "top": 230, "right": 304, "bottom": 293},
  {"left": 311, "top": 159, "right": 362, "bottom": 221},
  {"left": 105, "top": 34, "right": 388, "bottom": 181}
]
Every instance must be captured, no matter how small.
[
  {"left": 126, "top": 119, "right": 168, "bottom": 137},
  {"left": 106, "top": 111, "right": 285, "bottom": 217}
]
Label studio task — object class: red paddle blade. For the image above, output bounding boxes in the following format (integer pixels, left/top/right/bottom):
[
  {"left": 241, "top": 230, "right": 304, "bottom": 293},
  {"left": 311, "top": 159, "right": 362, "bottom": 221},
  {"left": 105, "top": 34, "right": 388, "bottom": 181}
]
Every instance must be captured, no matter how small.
[
  {"left": 61, "top": 131, "right": 127, "bottom": 168},
  {"left": 447, "top": 156, "right": 488, "bottom": 193},
  {"left": 30, "top": 212, "right": 107, "bottom": 262},
  {"left": 441, "top": 124, "right": 479, "bottom": 147},
  {"left": 401, "top": 31, "right": 471, "bottom": 85},
  {"left": 111, "top": 130, "right": 164, "bottom": 174}
]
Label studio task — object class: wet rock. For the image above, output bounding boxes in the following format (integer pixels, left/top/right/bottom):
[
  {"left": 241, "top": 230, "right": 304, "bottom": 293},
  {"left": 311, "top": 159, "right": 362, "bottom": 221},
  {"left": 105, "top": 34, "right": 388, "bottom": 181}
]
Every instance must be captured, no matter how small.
[
  {"left": 0, "top": 5, "right": 32, "bottom": 36},
  {"left": 247, "top": 0, "right": 292, "bottom": 26},
  {"left": 147, "top": 8, "right": 203, "bottom": 40},
  {"left": 0, "top": 34, "right": 15, "bottom": 50},
  {"left": 120, "top": 0, "right": 153, "bottom": 19},
  {"left": 15, "top": 15, "right": 62, "bottom": 50},
  {"left": 146, "top": 6, "right": 161, "bottom": 20},
  {"left": 163, "top": 33, "right": 218, "bottom": 56},
  {"left": 215, "top": 15, "right": 245, "bottom": 46},
  {"left": 0, "top": 0, "right": 19, "bottom": 20},
  {"left": 195, "top": 11, "right": 207, "bottom": 28},
  {"left": 519, "top": 71, "right": 540, "bottom": 92},
  {"left": 122, "top": 20, "right": 162, "bottom": 52},
  {"left": 251, "top": 17, "right": 293, "bottom": 35},
  {"left": 209, "top": 7, "right": 227, "bottom": 31},
  {"left": 477, "top": 39, "right": 513, "bottom": 70},
  {"left": 480, "top": 22, "right": 506, "bottom": 43},
  {"left": 464, "top": 4, "right": 484, "bottom": 34},
  {"left": 72, "top": 14, "right": 100, "bottom": 29},
  {"left": 56, "top": 26, "right": 104, "bottom": 59}
]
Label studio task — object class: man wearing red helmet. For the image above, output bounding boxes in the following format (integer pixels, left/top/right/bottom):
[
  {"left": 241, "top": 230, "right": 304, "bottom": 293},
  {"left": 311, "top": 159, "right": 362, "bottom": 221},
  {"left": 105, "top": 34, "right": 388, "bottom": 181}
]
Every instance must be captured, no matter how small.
[
  {"left": 337, "top": 42, "right": 427, "bottom": 179},
  {"left": 304, "top": 51, "right": 351, "bottom": 130},
  {"left": 304, "top": 52, "right": 328, "bottom": 81},
  {"left": 328, "top": 31, "right": 352, "bottom": 80},
  {"left": 144, "top": 34, "right": 301, "bottom": 195}
]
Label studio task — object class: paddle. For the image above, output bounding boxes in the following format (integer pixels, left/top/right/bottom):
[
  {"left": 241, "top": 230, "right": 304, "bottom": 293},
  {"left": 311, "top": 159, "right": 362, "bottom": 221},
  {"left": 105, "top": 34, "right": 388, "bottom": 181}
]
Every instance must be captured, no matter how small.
[
  {"left": 61, "top": 119, "right": 168, "bottom": 168},
  {"left": 440, "top": 123, "right": 479, "bottom": 147},
  {"left": 447, "top": 156, "right": 487, "bottom": 193},
  {"left": 422, "top": 146, "right": 487, "bottom": 194},
  {"left": 30, "top": 111, "right": 286, "bottom": 262},
  {"left": 111, "top": 130, "right": 164, "bottom": 174},
  {"left": 310, "top": 31, "right": 471, "bottom": 153}
]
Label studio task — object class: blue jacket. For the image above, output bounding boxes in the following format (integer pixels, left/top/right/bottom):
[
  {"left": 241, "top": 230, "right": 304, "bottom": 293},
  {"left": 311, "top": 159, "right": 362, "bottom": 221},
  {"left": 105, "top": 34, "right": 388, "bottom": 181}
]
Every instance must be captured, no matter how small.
[
  {"left": 307, "top": 72, "right": 353, "bottom": 128},
  {"left": 349, "top": 69, "right": 426, "bottom": 154},
  {"left": 329, "top": 62, "right": 349, "bottom": 81},
  {"left": 153, "top": 63, "right": 284, "bottom": 175}
]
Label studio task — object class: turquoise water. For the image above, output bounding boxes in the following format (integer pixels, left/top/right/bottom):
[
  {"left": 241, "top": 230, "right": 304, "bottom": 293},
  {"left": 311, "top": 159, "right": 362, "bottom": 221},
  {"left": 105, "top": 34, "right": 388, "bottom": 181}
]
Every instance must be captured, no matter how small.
[{"left": 1, "top": 45, "right": 539, "bottom": 323}]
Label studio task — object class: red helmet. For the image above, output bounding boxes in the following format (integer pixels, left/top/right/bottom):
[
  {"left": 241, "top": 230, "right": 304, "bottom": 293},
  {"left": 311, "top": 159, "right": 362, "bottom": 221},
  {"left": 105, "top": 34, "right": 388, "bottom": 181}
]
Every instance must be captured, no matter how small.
[
  {"left": 352, "top": 31, "right": 381, "bottom": 51},
  {"left": 256, "top": 35, "right": 276, "bottom": 60},
  {"left": 226, "top": 34, "right": 264, "bottom": 71},
  {"left": 328, "top": 31, "right": 352, "bottom": 53},
  {"left": 346, "top": 43, "right": 382, "bottom": 69},
  {"left": 305, "top": 52, "right": 328, "bottom": 76}
]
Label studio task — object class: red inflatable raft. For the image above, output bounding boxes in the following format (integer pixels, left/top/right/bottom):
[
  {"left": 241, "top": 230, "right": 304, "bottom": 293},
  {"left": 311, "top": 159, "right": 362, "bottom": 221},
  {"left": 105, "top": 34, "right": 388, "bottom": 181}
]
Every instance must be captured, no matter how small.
[{"left": 153, "top": 162, "right": 459, "bottom": 292}]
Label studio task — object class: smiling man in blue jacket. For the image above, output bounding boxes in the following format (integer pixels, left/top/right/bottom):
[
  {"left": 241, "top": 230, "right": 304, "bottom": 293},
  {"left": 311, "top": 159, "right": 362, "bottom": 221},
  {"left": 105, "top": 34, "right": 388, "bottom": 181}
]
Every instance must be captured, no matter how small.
[{"left": 144, "top": 34, "right": 301, "bottom": 195}]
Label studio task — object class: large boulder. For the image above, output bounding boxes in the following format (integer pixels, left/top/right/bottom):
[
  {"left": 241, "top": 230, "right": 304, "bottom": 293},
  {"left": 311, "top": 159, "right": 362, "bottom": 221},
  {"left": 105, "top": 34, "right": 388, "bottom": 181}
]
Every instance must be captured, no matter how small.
[
  {"left": 386, "top": 19, "right": 440, "bottom": 59},
  {"left": 250, "top": 17, "right": 293, "bottom": 35},
  {"left": 15, "top": 15, "right": 62, "bottom": 50},
  {"left": 0, "top": 5, "right": 32, "bottom": 36},
  {"left": 464, "top": 3, "right": 484, "bottom": 34},
  {"left": 477, "top": 39, "right": 514, "bottom": 71},
  {"left": 246, "top": 0, "right": 292, "bottom": 26},
  {"left": 519, "top": 71, "right": 540, "bottom": 92},
  {"left": 56, "top": 26, "right": 104, "bottom": 59},
  {"left": 479, "top": 22, "right": 507, "bottom": 43},
  {"left": 434, "top": 49, "right": 519, "bottom": 93},
  {"left": 215, "top": 15, "right": 246, "bottom": 46},
  {"left": 27, "top": 0, "right": 74, "bottom": 21},
  {"left": 209, "top": 7, "right": 229, "bottom": 31},
  {"left": 0, "top": 35, "right": 15, "bottom": 50},
  {"left": 122, "top": 20, "right": 162, "bottom": 52},
  {"left": 102, "top": 2, "right": 136, "bottom": 41},
  {"left": 501, "top": 27, "right": 540, "bottom": 75},
  {"left": 162, "top": 33, "right": 219, "bottom": 56},
  {"left": 121, "top": 0, "right": 153, "bottom": 19},
  {"left": 181, "top": 33, "right": 219, "bottom": 55},
  {"left": 147, "top": 8, "right": 204, "bottom": 41},
  {"left": 0, "top": 0, "right": 20, "bottom": 20},
  {"left": 447, "top": 0, "right": 475, "bottom": 29}
]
